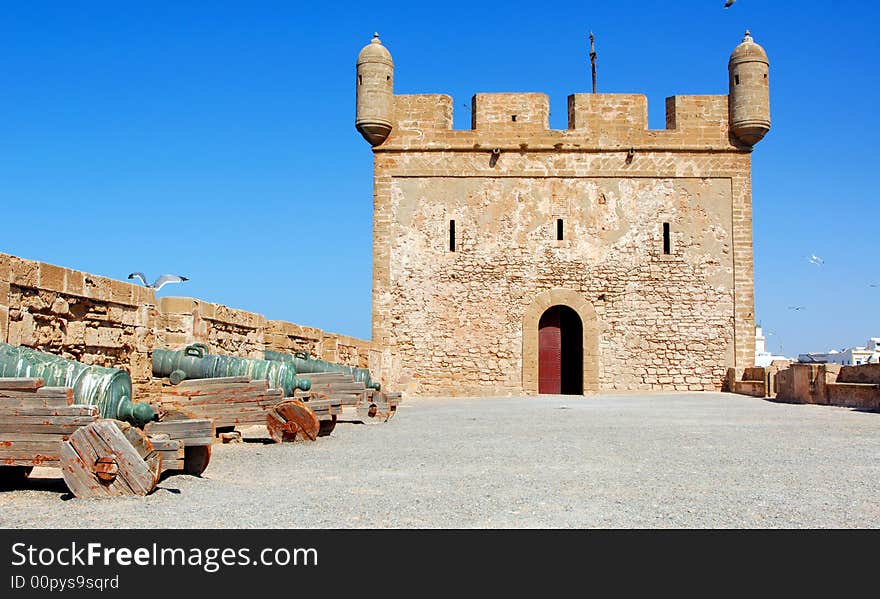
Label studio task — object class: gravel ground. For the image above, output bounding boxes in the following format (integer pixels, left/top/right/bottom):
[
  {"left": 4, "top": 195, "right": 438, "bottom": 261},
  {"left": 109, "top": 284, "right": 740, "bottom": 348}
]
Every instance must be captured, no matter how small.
[{"left": 1, "top": 393, "right": 878, "bottom": 528}]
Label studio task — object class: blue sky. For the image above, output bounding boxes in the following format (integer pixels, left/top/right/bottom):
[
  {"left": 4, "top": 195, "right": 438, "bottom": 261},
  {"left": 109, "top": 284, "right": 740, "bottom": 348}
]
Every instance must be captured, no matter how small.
[{"left": 0, "top": 1, "right": 877, "bottom": 356}]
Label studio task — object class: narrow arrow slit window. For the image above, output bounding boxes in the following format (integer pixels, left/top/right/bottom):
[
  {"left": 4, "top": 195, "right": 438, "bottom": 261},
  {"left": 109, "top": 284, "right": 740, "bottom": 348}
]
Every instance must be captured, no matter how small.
[{"left": 449, "top": 220, "right": 456, "bottom": 252}]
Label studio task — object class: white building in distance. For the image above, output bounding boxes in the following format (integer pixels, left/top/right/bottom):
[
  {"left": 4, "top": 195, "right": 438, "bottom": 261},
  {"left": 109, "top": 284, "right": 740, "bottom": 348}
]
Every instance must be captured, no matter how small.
[
  {"left": 755, "top": 325, "right": 789, "bottom": 367},
  {"left": 798, "top": 337, "right": 880, "bottom": 366}
]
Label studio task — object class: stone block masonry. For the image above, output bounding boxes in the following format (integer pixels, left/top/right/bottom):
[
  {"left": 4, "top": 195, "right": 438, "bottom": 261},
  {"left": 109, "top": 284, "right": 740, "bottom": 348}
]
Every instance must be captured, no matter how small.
[
  {"left": 372, "top": 94, "right": 754, "bottom": 397},
  {"left": 0, "top": 253, "right": 156, "bottom": 398},
  {"left": 156, "top": 296, "right": 267, "bottom": 359},
  {"left": 732, "top": 363, "right": 880, "bottom": 411},
  {"left": 0, "top": 253, "right": 383, "bottom": 399},
  {"left": 156, "top": 296, "right": 381, "bottom": 373}
]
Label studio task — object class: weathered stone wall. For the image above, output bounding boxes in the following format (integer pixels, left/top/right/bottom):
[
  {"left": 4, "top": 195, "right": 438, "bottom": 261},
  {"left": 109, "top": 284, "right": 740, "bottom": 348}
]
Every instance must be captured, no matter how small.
[
  {"left": 837, "top": 364, "right": 880, "bottom": 384},
  {"left": 155, "top": 297, "right": 382, "bottom": 377},
  {"left": 826, "top": 381, "right": 880, "bottom": 410},
  {"left": 263, "top": 320, "right": 382, "bottom": 376},
  {"left": 0, "top": 253, "right": 156, "bottom": 397},
  {"left": 265, "top": 320, "right": 324, "bottom": 357},
  {"left": 372, "top": 92, "right": 755, "bottom": 397},
  {"left": 765, "top": 360, "right": 791, "bottom": 397},
  {"left": 756, "top": 362, "right": 880, "bottom": 411},
  {"left": 728, "top": 366, "right": 771, "bottom": 397},
  {"left": 321, "top": 333, "right": 377, "bottom": 371},
  {"left": 156, "top": 297, "right": 266, "bottom": 359},
  {"left": 0, "top": 254, "right": 382, "bottom": 398},
  {"left": 775, "top": 363, "right": 840, "bottom": 405}
]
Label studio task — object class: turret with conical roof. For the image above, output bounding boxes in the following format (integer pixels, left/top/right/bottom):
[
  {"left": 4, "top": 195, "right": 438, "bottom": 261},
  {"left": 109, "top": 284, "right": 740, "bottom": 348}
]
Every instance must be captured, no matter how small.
[
  {"left": 356, "top": 33, "right": 394, "bottom": 146},
  {"left": 728, "top": 30, "right": 771, "bottom": 146}
]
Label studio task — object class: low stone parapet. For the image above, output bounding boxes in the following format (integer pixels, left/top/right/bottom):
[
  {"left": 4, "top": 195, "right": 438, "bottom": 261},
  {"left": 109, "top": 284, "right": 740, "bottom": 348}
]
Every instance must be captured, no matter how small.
[{"left": 826, "top": 382, "right": 880, "bottom": 410}]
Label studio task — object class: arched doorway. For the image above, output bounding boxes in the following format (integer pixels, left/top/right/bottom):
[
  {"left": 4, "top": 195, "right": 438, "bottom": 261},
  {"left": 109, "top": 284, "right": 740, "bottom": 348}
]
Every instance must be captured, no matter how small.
[
  {"left": 538, "top": 305, "right": 583, "bottom": 395},
  {"left": 522, "top": 288, "right": 599, "bottom": 395}
]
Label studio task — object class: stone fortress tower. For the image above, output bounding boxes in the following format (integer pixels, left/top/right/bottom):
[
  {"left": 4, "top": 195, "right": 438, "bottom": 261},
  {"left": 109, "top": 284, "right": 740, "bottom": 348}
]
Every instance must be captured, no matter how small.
[{"left": 357, "top": 32, "right": 771, "bottom": 397}]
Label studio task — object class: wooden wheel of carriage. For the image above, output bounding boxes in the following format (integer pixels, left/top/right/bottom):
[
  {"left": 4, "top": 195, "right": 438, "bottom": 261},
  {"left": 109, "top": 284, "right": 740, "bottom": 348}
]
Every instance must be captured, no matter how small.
[
  {"left": 266, "top": 399, "right": 320, "bottom": 443},
  {"left": 182, "top": 445, "right": 211, "bottom": 476},
  {"left": 355, "top": 402, "right": 391, "bottom": 424},
  {"left": 376, "top": 392, "right": 398, "bottom": 420},
  {"left": 318, "top": 416, "right": 337, "bottom": 437},
  {"left": 307, "top": 391, "right": 338, "bottom": 437},
  {"left": 155, "top": 407, "right": 212, "bottom": 476},
  {"left": 60, "top": 420, "right": 161, "bottom": 498}
]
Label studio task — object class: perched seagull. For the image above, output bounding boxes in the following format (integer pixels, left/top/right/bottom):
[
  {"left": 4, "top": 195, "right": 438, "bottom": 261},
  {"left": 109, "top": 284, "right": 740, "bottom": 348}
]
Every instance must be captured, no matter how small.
[
  {"left": 128, "top": 272, "right": 189, "bottom": 292},
  {"left": 724, "top": 0, "right": 735, "bottom": 8},
  {"left": 787, "top": 306, "right": 806, "bottom": 311},
  {"left": 808, "top": 254, "right": 824, "bottom": 266}
]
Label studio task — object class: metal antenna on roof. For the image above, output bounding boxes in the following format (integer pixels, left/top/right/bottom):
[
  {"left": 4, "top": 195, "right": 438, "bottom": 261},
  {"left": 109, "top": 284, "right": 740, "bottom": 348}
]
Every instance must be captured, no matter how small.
[{"left": 589, "top": 32, "right": 597, "bottom": 93}]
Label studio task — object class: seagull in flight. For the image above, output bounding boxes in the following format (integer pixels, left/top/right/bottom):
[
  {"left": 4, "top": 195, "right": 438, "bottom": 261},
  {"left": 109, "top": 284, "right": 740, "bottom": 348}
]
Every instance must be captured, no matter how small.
[
  {"left": 724, "top": 0, "right": 735, "bottom": 8},
  {"left": 808, "top": 254, "right": 824, "bottom": 266},
  {"left": 128, "top": 272, "right": 189, "bottom": 292},
  {"left": 788, "top": 306, "right": 805, "bottom": 311}
]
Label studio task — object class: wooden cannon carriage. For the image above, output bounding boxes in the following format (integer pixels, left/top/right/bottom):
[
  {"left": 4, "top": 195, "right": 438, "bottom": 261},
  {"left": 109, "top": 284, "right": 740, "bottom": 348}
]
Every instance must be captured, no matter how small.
[
  {"left": 0, "top": 378, "right": 213, "bottom": 498},
  {"left": 153, "top": 376, "right": 333, "bottom": 443},
  {"left": 293, "top": 372, "right": 402, "bottom": 423},
  {"left": 262, "top": 349, "right": 402, "bottom": 422},
  {"left": 153, "top": 345, "right": 398, "bottom": 435}
]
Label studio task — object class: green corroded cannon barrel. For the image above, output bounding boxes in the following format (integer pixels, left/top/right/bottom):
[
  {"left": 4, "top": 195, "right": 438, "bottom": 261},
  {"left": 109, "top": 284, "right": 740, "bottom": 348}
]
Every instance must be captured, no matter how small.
[
  {"left": 152, "top": 345, "right": 214, "bottom": 382},
  {"left": 152, "top": 344, "right": 310, "bottom": 396},
  {"left": 0, "top": 342, "right": 155, "bottom": 426},
  {"left": 263, "top": 350, "right": 381, "bottom": 391}
]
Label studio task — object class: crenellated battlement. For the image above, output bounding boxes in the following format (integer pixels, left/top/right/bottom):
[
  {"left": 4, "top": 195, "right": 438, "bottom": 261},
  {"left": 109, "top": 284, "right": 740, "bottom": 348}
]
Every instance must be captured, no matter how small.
[
  {"left": 471, "top": 93, "right": 550, "bottom": 130},
  {"left": 567, "top": 93, "right": 648, "bottom": 133},
  {"left": 382, "top": 92, "right": 740, "bottom": 151},
  {"left": 392, "top": 94, "right": 454, "bottom": 132}
]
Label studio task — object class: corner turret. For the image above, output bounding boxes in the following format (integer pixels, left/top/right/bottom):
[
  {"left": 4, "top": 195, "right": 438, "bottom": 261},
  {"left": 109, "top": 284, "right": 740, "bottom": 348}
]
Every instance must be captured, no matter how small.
[
  {"left": 356, "top": 33, "right": 394, "bottom": 146},
  {"left": 728, "top": 30, "right": 771, "bottom": 146}
]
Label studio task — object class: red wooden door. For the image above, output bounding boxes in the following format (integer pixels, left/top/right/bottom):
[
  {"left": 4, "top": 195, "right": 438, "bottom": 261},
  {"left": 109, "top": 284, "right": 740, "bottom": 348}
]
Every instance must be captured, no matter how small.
[{"left": 538, "top": 309, "right": 562, "bottom": 394}]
